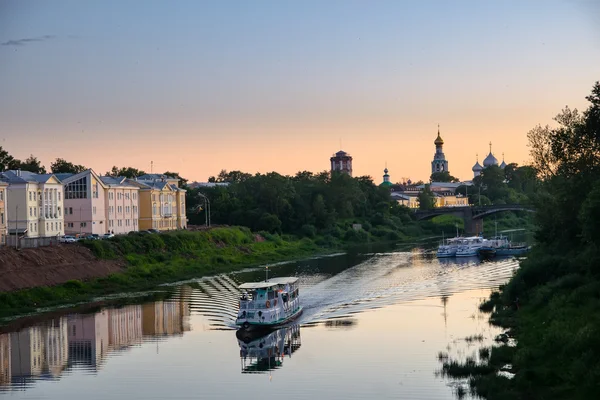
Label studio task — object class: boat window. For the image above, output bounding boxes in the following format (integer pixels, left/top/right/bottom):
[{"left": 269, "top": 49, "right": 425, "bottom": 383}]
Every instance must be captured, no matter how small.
[{"left": 268, "top": 290, "right": 275, "bottom": 300}]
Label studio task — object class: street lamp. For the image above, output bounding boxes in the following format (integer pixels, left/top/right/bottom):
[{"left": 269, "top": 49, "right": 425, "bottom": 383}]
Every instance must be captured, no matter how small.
[{"left": 195, "top": 192, "right": 211, "bottom": 227}]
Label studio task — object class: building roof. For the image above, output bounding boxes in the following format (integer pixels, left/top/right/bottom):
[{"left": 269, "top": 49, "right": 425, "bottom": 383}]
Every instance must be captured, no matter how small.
[
  {"left": 54, "top": 173, "right": 75, "bottom": 181},
  {"left": 238, "top": 277, "right": 299, "bottom": 290},
  {"left": 472, "top": 161, "right": 483, "bottom": 171},
  {"left": 137, "top": 173, "right": 176, "bottom": 181},
  {"left": 434, "top": 132, "right": 444, "bottom": 146},
  {"left": 483, "top": 152, "right": 498, "bottom": 167},
  {"left": 0, "top": 170, "right": 61, "bottom": 184},
  {"left": 188, "top": 182, "right": 230, "bottom": 188},
  {"left": 499, "top": 160, "right": 507, "bottom": 169},
  {"left": 331, "top": 150, "right": 352, "bottom": 158},
  {"left": 100, "top": 176, "right": 140, "bottom": 189}
]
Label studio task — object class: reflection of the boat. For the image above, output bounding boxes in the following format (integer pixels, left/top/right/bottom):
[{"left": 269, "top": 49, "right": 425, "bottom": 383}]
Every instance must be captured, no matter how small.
[
  {"left": 236, "top": 324, "right": 301, "bottom": 374},
  {"left": 437, "top": 256, "right": 480, "bottom": 266}
]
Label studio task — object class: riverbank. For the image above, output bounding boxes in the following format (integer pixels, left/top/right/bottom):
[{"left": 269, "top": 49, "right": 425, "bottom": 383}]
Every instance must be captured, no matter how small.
[
  {"left": 0, "top": 227, "right": 333, "bottom": 319},
  {"left": 441, "top": 244, "right": 600, "bottom": 399}
]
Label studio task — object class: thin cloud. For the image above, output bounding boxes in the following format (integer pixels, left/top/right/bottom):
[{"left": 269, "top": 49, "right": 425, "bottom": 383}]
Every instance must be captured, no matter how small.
[{"left": 1, "top": 35, "right": 56, "bottom": 47}]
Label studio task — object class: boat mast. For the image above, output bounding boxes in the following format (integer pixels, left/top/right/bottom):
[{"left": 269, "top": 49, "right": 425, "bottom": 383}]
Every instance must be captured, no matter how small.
[{"left": 265, "top": 266, "right": 269, "bottom": 282}]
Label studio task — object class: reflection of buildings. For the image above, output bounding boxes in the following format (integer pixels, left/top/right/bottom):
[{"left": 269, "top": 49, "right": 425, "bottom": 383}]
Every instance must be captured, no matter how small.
[
  {"left": 67, "top": 310, "right": 109, "bottom": 369},
  {"left": 237, "top": 325, "right": 302, "bottom": 374},
  {"left": 0, "top": 334, "right": 10, "bottom": 386},
  {"left": 44, "top": 319, "right": 69, "bottom": 377},
  {"left": 143, "top": 301, "right": 179, "bottom": 336},
  {"left": 142, "top": 297, "right": 191, "bottom": 337},
  {"left": 9, "top": 317, "right": 68, "bottom": 380},
  {"left": 108, "top": 305, "right": 143, "bottom": 351},
  {"left": 0, "top": 295, "right": 191, "bottom": 391}
]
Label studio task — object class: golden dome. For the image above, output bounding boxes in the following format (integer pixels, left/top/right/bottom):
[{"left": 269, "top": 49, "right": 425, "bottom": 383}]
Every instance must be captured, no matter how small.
[{"left": 434, "top": 133, "right": 444, "bottom": 146}]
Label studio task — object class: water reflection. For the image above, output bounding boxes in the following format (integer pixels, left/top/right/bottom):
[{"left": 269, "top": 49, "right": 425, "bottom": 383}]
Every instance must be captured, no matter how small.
[
  {"left": 236, "top": 325, "right": 301, "bottom": 374},
  {"left": 0, "top": 290, "right": 191, "bottom": 392}
]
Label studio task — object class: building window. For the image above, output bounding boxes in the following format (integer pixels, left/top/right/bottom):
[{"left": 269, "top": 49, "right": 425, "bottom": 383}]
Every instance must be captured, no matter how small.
[
  {"left": 30, "top": 223, "right": 33, "bottom": 232},
  {"left": 93, "top": 182, "right": 99, "bottom": 198},
  {"left": 65, "top": 176, "right": 88, "bottom": 199},
  {"left": 51, "top": 222, "right": 54, "bottom": 230},
  {"left": 80, "top": 222, "right": 87, "bottom": 227},
  {"left": 46, "top": 223, "right": 49, "bottom": 231},
  {"left": 58, "top": 192, "right": 61, "bottom": 201},
  {"left": 29, "top": 207, "right": 32, "bottom": 217},
  {"left": 58, "top": 207, "right": 61, "bottom": 216},
  {"left": 34, "top": 223, "right": 37, "bottom": 231},
  {"left": 93, "top": 206, "right": 96, "bottom": 215},
  {"left": 0, "top": 213, "right": 3, "bottom": 224}
]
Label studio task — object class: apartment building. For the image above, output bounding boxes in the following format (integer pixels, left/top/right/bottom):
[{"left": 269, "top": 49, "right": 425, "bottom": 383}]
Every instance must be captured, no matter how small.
[
  {"left": 100, "top": 176, "right": 140, "bottom": 234},
  {"left": 59, "top": 170, "right": 140, "bottom": 235},
  {"left": 130, "top": 174, "right": 187, "bottom": 231},
  {"left": 0, "top": 170, "right": 65, "bottom": 238},
  {"left": 0, "top": 181, "right": 7, "bottom": 245}
]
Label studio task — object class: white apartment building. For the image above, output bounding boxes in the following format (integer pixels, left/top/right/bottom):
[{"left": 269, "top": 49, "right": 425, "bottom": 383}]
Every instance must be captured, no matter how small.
[{"left": 0, "top": 170, "right": 65, "bottom": 238}]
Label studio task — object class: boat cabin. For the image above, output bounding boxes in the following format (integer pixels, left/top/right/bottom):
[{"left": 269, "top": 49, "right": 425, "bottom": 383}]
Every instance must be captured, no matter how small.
[{"left": 237, "top": 277, "right": 302, "bottom": 327}]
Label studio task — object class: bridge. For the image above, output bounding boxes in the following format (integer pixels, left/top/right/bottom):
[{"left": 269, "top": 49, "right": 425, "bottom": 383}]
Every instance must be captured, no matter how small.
[{"left": 414, "top": 204, "right": 535, "bottom": 235}]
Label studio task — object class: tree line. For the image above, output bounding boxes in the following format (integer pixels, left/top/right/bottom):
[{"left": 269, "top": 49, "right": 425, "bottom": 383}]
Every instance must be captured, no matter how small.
[{"left": 187, "top": 170, "right": 417, "bottom": 239}]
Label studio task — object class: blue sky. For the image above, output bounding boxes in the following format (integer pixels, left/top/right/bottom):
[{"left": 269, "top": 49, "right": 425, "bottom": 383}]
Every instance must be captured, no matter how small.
[{"left": 1, "top": 0, "right": 599, "bottom": 181}]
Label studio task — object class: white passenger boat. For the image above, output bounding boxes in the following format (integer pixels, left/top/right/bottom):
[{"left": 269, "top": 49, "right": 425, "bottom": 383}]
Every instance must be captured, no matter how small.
[
  {"left": 236, "top": 273, "right": 303, "bottom": 330},
  {"left": 455, "top": 236, "right": 489, "bottom": 257},
  {"left": 436, "top": 237, "right": 464, "bottom": 258}
]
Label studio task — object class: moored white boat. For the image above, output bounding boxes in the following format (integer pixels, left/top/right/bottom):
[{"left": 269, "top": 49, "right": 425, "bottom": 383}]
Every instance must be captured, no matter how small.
[
  {"left": 236, "top": 274, "right": 303, "bottom": 330},
  {"left": 455, "top": 236, "right": 488, "bottom": 257},
  {"left": 436, "top": 237, "right": 464, "bottom": 258}
]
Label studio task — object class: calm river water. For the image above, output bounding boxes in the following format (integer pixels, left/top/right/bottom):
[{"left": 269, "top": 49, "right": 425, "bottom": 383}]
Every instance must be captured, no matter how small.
[{"left": 0, "top": 243, "right": 518, "bottom": 399}]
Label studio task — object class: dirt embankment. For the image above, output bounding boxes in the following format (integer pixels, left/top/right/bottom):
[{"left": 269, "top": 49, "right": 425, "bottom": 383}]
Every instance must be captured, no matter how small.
[{"left": 0, "top": 245, "right": 125, "bottom": 292}]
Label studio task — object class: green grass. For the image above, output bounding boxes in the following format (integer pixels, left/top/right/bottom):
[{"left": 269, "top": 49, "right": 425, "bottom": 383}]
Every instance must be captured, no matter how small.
[{"left": 0, "top": 227, "right": 329, "bottom": 319}]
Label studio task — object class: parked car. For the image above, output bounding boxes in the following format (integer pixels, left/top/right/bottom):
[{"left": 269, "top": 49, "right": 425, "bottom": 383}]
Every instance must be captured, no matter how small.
[
  {"left": 59, "top": 235, "right": 77, "bottom": 243},
  {"left": 147, "top": 229, "right": 160, "bottom": 234},
  {"left": 102, "top": 233, "right": 115, "bottom": 239},
  {"left": 85, "top": 234, "right": 101, "bottom": 240}
]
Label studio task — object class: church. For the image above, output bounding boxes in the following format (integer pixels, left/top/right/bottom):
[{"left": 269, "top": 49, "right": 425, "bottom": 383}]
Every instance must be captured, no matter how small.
[
  {"left": 472, "top": 142, "right": 507, "bottom": 178},
  {"left": 431, "top": 125, "right": 449, "bottom": 175}
]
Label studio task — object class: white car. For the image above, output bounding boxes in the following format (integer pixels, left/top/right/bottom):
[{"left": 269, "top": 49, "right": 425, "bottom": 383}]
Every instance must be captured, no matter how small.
[{"left": 59, "top": 235, "right": 77, "bottom": 243}]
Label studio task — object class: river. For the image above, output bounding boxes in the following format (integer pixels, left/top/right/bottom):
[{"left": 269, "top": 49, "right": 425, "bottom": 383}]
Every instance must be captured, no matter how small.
[{"left": 0, "top": 243, "right": 519, "bottom": 399}]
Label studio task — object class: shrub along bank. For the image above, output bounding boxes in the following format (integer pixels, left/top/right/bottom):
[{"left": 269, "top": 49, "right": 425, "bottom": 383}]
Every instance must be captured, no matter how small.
[{"left": 441, "top": 82, "right": 600, "bottom": 399}]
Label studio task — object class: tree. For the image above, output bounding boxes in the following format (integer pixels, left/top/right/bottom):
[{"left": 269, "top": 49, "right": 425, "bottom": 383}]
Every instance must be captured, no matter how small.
[
  {"left": 163, "top": 171, "right": 188, "bottom": 187},
  {"left": 215, "top": 169, "right": 252, "bottom": 183},
  {"left": 0, "top": 146, "right": 20, "bottom": 172},
  {"left": 106, "top": 166, "right": 146, "bottom": 178},
  {"left": 430, "top": 171, "right": 459, "bottom": 183},
  {"left": 18, "top": 155, "right": 46, "bottom": 174},
  {"left": 50, "top": 158, "right": 86, "bottom": 174},
  {"left": 418, "top": 185, "right": 436, "bottom": 210}
]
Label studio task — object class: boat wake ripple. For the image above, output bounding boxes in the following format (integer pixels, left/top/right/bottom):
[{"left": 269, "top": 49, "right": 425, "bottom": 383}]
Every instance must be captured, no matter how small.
[{"left": 183, "top": 253, "right": 518, "bottom": 329}]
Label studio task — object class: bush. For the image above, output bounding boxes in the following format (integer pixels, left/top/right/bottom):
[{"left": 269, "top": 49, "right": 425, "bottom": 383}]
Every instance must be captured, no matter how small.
[{"left": 300, "top": 224, "right": 317, "bottom": 238}]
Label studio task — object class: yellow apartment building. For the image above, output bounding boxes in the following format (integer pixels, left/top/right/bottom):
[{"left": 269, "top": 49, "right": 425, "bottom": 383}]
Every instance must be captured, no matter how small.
[{"left": 129, "top": 175, "right": 187, "bottom": 231}]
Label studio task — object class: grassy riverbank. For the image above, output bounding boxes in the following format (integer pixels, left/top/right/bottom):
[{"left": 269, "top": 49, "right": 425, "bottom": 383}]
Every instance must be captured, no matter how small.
[
  {"left": 441, "top": 246, "right": 600, "bottom": 400},
  {"left": 440, "top": 82, "right": 600, "bottom": 400},
  {"left": 0, "top": 227, "right": 326, "bottom": 319},
  {"left": 0, "top": 213, "right": 532, "bottom": 321}
]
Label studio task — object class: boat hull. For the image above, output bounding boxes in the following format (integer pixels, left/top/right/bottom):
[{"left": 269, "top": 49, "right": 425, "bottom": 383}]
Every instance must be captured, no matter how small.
[{"left": 236, "top": 306, "right": 303, "bottom": 331}]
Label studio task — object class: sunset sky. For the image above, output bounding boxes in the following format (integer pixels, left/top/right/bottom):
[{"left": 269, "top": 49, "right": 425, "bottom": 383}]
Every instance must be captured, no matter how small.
[{"left": 1, "top": 0, "right": 599, "bottom": 183}]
